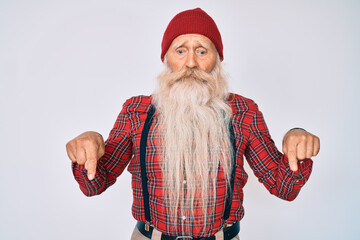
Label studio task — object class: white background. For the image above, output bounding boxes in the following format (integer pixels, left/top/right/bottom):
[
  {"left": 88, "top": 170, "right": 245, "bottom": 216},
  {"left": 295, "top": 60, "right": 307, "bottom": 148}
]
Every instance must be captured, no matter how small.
[{"left": 0, "top": 0, "right": 359, "bottom": 239}]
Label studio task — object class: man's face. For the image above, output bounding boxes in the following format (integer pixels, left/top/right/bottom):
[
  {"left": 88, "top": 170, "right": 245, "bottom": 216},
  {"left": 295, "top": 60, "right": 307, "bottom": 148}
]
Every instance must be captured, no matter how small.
[{"left": 166, "top": 34, "right": 218, "bottom": 73}]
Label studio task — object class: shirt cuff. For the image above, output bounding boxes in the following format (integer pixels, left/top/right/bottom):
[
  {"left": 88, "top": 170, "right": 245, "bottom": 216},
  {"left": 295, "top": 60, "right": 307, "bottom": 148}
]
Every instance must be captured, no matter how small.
[{"left": 282, "top": 155, "right": 313, "bottom": 185}]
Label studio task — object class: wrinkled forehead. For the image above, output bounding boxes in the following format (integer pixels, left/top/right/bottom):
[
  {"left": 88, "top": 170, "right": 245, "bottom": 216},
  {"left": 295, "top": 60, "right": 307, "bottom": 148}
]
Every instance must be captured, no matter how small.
[{"left": 169, "top": 34, "right": 215, "bottom": 50}]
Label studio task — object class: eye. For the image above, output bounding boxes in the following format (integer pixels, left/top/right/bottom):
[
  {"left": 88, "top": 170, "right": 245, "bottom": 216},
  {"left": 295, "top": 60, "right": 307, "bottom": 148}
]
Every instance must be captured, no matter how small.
[
  {"left": 177, "top": 49, "right": 184, "bottom": 54},
  {"left": 197, "top": 49, "right": 206, "bottom": 55}
]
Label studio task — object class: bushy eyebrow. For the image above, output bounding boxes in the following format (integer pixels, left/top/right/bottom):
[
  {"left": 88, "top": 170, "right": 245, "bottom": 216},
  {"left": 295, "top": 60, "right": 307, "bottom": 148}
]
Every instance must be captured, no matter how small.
[
  {"left": 171, "top": 40, "right": 186, "bottom": 49},
  {"left": 196, "top": 40, "right": 210, "bottom": 49},
  {"left": 171, "top": 39, "right": 210, "bottom": 50}
]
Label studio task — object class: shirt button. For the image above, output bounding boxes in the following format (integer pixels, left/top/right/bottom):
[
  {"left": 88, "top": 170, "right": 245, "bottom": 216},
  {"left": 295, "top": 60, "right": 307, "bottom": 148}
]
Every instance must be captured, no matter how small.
[
  {"left": 300, "top": 160, "right": 304, "bottom": 164},
  {"left": 183, "top": 180, "right": 186, "bottom": 184},
  {"left": 182, "top": 216, "right": 186, "bottom": 221}
]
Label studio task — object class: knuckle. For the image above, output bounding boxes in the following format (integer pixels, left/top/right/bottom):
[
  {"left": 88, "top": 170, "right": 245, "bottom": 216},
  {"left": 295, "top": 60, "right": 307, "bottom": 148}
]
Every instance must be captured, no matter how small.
[
  {"left": 287, "top": 135, "right": 295, "bottom": 142},
  {"left": 297, "top": 152, "right": 306, "bottom": 160},
  {"left": 99, "top": 147, "right": 105, "bottom": 157},
  {"left": 306, "top": 134, "right": 313, "bottom": 142},
  {"left": 65, "top": 143, "right": 71, "bottom": 153},
  {"left": 78, "top": 138, "right": 97, "bottom": 150},
  {"left": 300, "top": 134, "right": 306, "bottom": 141},
  {"left": 80, "top": 138, "right": 91, "bottom": 145},
  {"left": 66, "top": 140, "right": 75, "bottom": 150}
]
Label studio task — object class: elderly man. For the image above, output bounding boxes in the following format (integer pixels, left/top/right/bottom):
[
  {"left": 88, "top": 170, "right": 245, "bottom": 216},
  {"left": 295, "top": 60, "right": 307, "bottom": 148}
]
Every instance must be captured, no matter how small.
[{"left": 66, "top": 8, "right": 320, "bottom": 240}]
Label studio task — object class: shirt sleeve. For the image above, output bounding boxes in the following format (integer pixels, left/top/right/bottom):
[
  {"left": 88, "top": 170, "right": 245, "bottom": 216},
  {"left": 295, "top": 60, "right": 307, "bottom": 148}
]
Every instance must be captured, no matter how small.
[
  {"left": 72, "top": 101, "right": 133, "bottom": 196},
  {"left": 244, "top": 104, "right": 313, "bottom": 201}
]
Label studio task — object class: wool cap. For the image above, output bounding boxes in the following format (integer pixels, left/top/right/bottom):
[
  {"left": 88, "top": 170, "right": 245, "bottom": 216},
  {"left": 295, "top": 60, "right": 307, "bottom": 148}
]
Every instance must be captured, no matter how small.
[{"left": 161, "top": 8, "right": 223, "bottom": 62}]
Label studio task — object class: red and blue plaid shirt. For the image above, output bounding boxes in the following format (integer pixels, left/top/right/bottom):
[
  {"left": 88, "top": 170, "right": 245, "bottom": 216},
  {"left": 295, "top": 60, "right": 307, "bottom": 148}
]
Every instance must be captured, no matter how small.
[{"left": 72, "top": 93, "right": 313, "bottom": 238}]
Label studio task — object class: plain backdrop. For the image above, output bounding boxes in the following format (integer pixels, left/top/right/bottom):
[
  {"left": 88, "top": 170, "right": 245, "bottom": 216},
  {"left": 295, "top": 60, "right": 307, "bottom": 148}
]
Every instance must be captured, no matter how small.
[{"left": 0, "top": 0, "right": 359, "bottom": 239}]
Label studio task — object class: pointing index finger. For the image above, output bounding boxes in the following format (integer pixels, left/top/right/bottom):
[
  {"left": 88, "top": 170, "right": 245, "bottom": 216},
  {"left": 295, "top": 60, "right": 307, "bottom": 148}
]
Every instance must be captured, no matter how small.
[
  {"left": 286, "top": 143, "right": 298, "bottom": 172},
  {"left": 85, "top": 149, "right": 99, "bottom": 181}
]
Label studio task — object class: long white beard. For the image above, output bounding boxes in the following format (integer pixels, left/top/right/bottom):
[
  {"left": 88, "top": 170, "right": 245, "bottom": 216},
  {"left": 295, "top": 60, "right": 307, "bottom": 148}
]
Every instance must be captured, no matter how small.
[{"left": 152, "top": 58, "right": 233, "bottom": 234}]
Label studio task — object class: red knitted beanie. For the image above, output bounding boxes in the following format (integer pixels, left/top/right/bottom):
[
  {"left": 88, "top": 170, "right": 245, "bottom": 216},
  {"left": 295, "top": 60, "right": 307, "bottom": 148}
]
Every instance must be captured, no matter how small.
[{"left": 161, "top": 8, "right": 223, "bottom": 62}]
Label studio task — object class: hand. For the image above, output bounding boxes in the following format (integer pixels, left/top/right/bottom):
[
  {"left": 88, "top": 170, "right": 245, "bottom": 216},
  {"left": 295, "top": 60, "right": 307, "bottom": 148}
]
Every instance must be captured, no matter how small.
[
  {"left": 66, "top": 131, "right": 105, "bottom": 180},
  {"left": 282, "top": 128, "right": 320, "bottom": 172}
]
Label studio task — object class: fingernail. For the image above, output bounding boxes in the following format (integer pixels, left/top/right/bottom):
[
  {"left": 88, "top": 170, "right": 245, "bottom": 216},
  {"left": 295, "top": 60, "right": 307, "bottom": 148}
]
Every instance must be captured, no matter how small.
[
  {"left": 88, "top": 174, "right": 93, "bottom": 180},
  {"left": 292, "top": 165, "right": 298, "bottom": 172}
]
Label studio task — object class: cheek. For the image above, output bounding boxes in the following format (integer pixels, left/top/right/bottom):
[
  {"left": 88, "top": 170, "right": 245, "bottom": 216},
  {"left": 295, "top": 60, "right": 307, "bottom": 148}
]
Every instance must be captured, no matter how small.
[
  {"left": 168, "top": 59, "right": 183, "bottom": 72},
  {"left": 202, "top": 57, "right": 217, "bottom": 73}
]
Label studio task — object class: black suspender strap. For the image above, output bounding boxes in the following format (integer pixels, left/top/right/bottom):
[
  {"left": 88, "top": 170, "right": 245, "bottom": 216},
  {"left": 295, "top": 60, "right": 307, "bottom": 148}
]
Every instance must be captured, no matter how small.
[
  {"left": 139, "top": 105, "right": 237, "bottom": 230},
  {"left": 223, "top": 120, "right": 237, "bottom": 227},
  {"left": 139, "top": 105, "right": 155, "bottom": 230}
]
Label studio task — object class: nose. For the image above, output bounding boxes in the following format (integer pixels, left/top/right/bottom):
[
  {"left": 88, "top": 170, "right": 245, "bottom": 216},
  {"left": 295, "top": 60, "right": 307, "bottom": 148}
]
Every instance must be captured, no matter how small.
[{"left": 185, "top": 51, "right": 198, "bottom": 69}]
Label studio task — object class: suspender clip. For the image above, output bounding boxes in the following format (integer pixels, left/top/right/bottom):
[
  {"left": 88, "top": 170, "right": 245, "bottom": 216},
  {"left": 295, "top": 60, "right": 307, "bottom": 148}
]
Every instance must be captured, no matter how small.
[
  {"left": 223, "top": 220, "right": 228, "bottom": 228},
  {"left": 145, "top": 221, "right": 150, "bottom": 231}
]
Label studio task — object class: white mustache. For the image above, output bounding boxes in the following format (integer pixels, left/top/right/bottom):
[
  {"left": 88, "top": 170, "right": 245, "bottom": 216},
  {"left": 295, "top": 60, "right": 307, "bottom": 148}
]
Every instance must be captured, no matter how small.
[{"left": 168, "top": 68, "right": 215, "bottom": 85}]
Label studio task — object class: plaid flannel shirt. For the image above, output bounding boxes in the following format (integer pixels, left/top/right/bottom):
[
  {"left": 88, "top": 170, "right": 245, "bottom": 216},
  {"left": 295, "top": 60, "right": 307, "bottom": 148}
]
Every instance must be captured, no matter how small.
[{"left": 72, "top": 93, "right": 313, "bottom": 238}]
